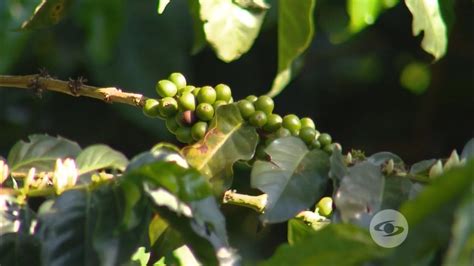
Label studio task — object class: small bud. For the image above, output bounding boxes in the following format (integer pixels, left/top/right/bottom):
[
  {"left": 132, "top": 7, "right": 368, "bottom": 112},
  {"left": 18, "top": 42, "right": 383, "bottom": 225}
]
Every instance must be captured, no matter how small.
[
  {"left": 429, "top": 160, "right": 443, "bottom": 178},
  {"left": 53, "top": 158, "right": 78, "bottom": 194},
  {"left": 444, "top": 150, "right": 460, "bottom": 171},
  {"left": 24, "top": 168, "right": 36, "bottom": 192},
  {"left": 345, "top": 152, "right": 353, "bottom": 165},
  {"left": 0, "top": 161, "right": 9, "bottom": 184},
  {"left": 334, "top": 143, "right": 342, "bottom": 152},
  {"left": 384, "top": 159, "right": 395, "bottom": 175}
]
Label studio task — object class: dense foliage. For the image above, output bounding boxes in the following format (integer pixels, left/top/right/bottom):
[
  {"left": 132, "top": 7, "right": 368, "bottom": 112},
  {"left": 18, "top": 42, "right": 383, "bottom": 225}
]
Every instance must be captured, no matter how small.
[{"left": 0, "top": 0, "right": 472, "bottom": 266}]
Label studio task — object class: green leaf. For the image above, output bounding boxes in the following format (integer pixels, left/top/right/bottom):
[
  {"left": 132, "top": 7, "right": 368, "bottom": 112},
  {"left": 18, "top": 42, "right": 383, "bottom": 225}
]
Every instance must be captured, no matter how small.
[
  {"left": 461, "top": 138, "right": 474, "bottom": 161},
  {"left": 268, "top": 0, "right": 315, "bottom": 97},
  {"left": 7, "top": 134, "right": 81, "bottom": 172},
  {"left": 404, "top": 0, "right": 454, "bottom": 60},
  {"left": 0, "top": 233, "right": 41, "bottom": 266},
  {"left": 329, "top": 148, "right": 348, "bottom": 188},
  {"left": 150, "top": 227, "right": 183, "bottom": 263},
  {"left": 287, "top": 218, "right": 314, "bottom": 245},
  {"left": 20, "top": 0, "right": 74, "bottom": 30},
  {"left": 251, "top": 137, "right": 329, "bottom": 223},
  {"left": 443, "top": 191, "right": 474, "bottom": 265},
  {"left": 130, "top": 247, "right": 150, "bottom": 266},
  {"left": 37, "top": 185, "right": 151, "bottom": 266},
  {"left": 261, "top": 224, "right": 387, "bottom": 266},
  {"left": 188, "top": 0, "right": 207, "bottom": 54},
  {"left": 76, "top": 144, "right": 128, "bottom": 175},
  {"left": 384, "top": 161, "right": 474, "bottom": 266},
  {"left": 157, "top": 0, "right": 171, "bottom": 14},
  {"left": 347, "top": 0, "right": 399, "bottom": 34},
  {"left": 183, "top": 104, "right": 258, "bottom": 194},
  {"left": 199, "top": 0, "right": 267, "bottom": 62},
  {"left": 334, "top": 161, "right": 384, "bottom": 226}
]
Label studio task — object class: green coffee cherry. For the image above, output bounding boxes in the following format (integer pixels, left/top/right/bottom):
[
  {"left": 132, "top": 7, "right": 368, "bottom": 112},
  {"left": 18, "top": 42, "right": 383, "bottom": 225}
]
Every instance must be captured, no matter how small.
[
  {"left": 213, "top": 100, "right": 227, "bottom": 110},
  {"left": 191, "top": 121, "right": 208, "bottom": 141},
  {"left": 237, "top": 100, "right": 255, "bottom": 119},
  {"left": 249, "top": 111, "right": 268, "bottom": 128},
  {"left": 175, "top": 110, "right": 196, "bottom": 127},
  {"left": 166, "top": 116, "right": 179, "bottom": 134},
  {"left": 310, "top": 139, "right": 321, "bottom": 149},
  {"left": 175, "top": 127, "right": 193, "bottom": 144},
  {"left": 197, "top": 86, "right": 217, "bottom": 104},
  {"left": 169, "top": 72, "right": 187, "bottom": 89},
  {"left": 317, "top": 197, "right": 333, "bottom": 216},
  {"left": 158, "top": 97, "right": 178, "bottom": 118},
  {"left": 282, "top": 114, "right": 301, "bottom": 135},
  {"left": 215, "top": 84, "right": 232, "bottom": 102},
  {"left": 254, "top": 95, "right": 274, "bottom": 114},
  {"left": 300, "top": 117, "right": 315, "bottom": 129},
  {"left": 156, "top": 80, "right": 177, "bottom": 98},
  {"left": 246, "top": 95, "right": 258, "bottom": 103},
  {"left": 196, "top": 103, "right": 215, "bottom": 121},
  {"left": 299, "top": 127, "right": 317, "bottom": 144},
  {"left": 192, "top": 87, "right": 201, "bottom": 97},
  {"left": 318, "top": 133, "right": 332, "bottom": 146},
  {"left": 276, "top": 127, "right": 291, "bottom": 138},
  {"left": 323, "top": 143, "right": 337, "bottom": 153},
  {"left": 178, "top": 92, "right": 196, "bottom": 111},
  {"left": 142, "top": 99, "right": 161, "bottom": 118},
  {"left": 263, "top": 114, "right": 282, "bottom": 132}
]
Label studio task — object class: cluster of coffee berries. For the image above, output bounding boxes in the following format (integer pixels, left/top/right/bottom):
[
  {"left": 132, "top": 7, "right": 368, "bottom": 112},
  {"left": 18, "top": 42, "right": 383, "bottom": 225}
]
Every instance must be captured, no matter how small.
[
  {"left": 143, "top": 72, "right": 336, "bottom": 154},
  {"left": 236, "top": 95, "right": 335, "bottom": 155},
  {"left": 142, "top": 72, "right": 233, "bottom": 144}
]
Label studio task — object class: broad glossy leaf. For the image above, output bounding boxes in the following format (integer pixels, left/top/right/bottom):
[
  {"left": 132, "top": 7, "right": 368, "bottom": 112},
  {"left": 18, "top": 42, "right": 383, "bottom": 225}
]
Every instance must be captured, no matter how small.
[
  {"left": 188, "top": 0, "right": 207, "bottom": 54},
  {"left": 127, "top": 143, "right": 186, "bottom": 172},
  {"left": 461, "top": 138, "right": 474, "bottom": 161},
  {"left": 7, "top": 134, "right": 81, "bottom": 172},
  {"left": 0, "top": 233, "right": 41, "bottom": 266},
  {"left": 76, "top": 144, "right": 128, "bottom": 175},
  {"left": 334, "top": 161, "right": 384, "bottom": 227},
  {"left": 268, "top": 0, "right": 315, "bottom": 97},
  {"left": 150, "top": 227, "right": 183, "bottom": 263},
  {"left": 124, "top": 161, "right": 237, "bottom": 265},
  {"left": 404, "top": 0, "right": 454, "bottom": 60},
  {"left": 261, "top": 224, "right": 387, "bottom": 266},
  {"left": 287, "top": 218, "right": 314, "bottom": 245},
  {"left": 199, "top": 0, "right": 267, "bottom": 62},
  {"left": 347, "top": 0, "right": 398, "bottom": 34},
  {"left": 384, "top": 161, "right": 474, "bottom": 266},
  {"left": 37, "top": 185, "right": 151, "bottom": 266},
  {"left": 251, "top": 137, "right": 329, "bottom": 223},
  {"left": 183, "top": 104, "right": 258, "bottom": 194},
  {"left": 443, "top": 192, "right": 474, "bottom": 265},
  {"left": 21, "top": 0, "right": 74, "bottom": 30},
  {"left": 157, "top": 0, "right": 171, "bottom": 14}
]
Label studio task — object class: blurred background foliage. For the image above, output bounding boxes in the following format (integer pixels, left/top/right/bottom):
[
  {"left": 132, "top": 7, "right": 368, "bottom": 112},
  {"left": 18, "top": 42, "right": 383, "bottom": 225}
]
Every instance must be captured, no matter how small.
[{"left": 0, "top": 0, "right": 472, "bottom": 262}]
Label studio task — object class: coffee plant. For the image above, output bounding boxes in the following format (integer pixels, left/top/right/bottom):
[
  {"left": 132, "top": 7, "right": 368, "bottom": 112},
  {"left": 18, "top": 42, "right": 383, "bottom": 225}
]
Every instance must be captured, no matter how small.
[{"left": 0, "top": 1, "right": 472, "bottom": 266}]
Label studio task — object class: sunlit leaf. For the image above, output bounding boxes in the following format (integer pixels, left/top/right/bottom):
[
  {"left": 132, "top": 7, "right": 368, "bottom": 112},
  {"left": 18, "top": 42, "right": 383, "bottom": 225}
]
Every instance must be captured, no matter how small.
[
  {"left": 199, "top": 0, "right": 267, "bottom": 62},
  {"left": 183, "top": 104, "right": 258, "bottom": 194},
  {"left": 384, "top": 161, "right": 474, "bottom": 265},
  {"left": 157, "top": 0, "right": 171, "bottom": 14},
  {"left": 251, "top": 137, "right": 329, "bottom": 223},
  {"left": 261, "top": 224, "right": 387, "bottom": 266},
  {"left": 404, "top": 0, "right": 454, "bottom": 60},
  {"left": 188, "top": 0, "right": 207, "bottom": 54},
  {"left": 347, "top": 0, "right": 398, "bottom": 34},
  {"left": 7, "top": 134, "right": 81, "bottom": 173},
  {"left": 21, "top": 0, "right": 74, "bottom": 30},
  {"left": 268, "top": 0, "right": 315, "bottom": 97},
  {"left": 76, "top": 144, "right": 128, "bottom": 175}
]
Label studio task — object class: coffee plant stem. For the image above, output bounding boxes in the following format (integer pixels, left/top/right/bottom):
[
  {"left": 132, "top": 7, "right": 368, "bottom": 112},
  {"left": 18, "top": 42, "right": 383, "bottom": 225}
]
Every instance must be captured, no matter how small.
[
  {"left": 223, "top": 190, "right": 268, "bottom": 213},
  {"left": 0, "top": 74, "right": 147, "bottom": 107}
]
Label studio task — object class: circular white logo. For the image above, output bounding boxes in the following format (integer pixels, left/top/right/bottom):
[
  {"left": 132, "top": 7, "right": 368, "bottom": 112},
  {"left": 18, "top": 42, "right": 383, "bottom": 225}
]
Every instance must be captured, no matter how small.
[{"left": 370, "top": 209, "right": 408, "bottom": 248}]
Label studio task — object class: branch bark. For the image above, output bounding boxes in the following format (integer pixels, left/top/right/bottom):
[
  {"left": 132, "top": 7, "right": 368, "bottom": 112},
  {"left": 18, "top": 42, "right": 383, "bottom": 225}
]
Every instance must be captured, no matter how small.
[{"left": 0, "top": 74, "right": 148, "bottom": 107}]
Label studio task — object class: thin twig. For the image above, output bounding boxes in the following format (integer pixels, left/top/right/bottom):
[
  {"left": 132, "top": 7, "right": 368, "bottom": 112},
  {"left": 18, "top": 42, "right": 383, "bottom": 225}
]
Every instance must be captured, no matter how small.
[
  {"left": 0, "top": 74, "right": 148, "bottom": 107},
  {"left": 222, "top": 190, "right": 268, "bottom": 213}
]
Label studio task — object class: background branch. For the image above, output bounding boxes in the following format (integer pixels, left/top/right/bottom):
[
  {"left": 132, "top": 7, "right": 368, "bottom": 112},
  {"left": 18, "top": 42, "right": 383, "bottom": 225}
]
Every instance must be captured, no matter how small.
[{"left": 0, "top": 74, "right": 148, "bottom": 107}]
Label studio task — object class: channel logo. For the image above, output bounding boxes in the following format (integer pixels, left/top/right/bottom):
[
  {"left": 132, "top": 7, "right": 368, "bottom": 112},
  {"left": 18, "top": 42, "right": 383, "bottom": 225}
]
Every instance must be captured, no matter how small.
[{"left": 370, "top": 209, "right": 408, "bottom": 248}]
